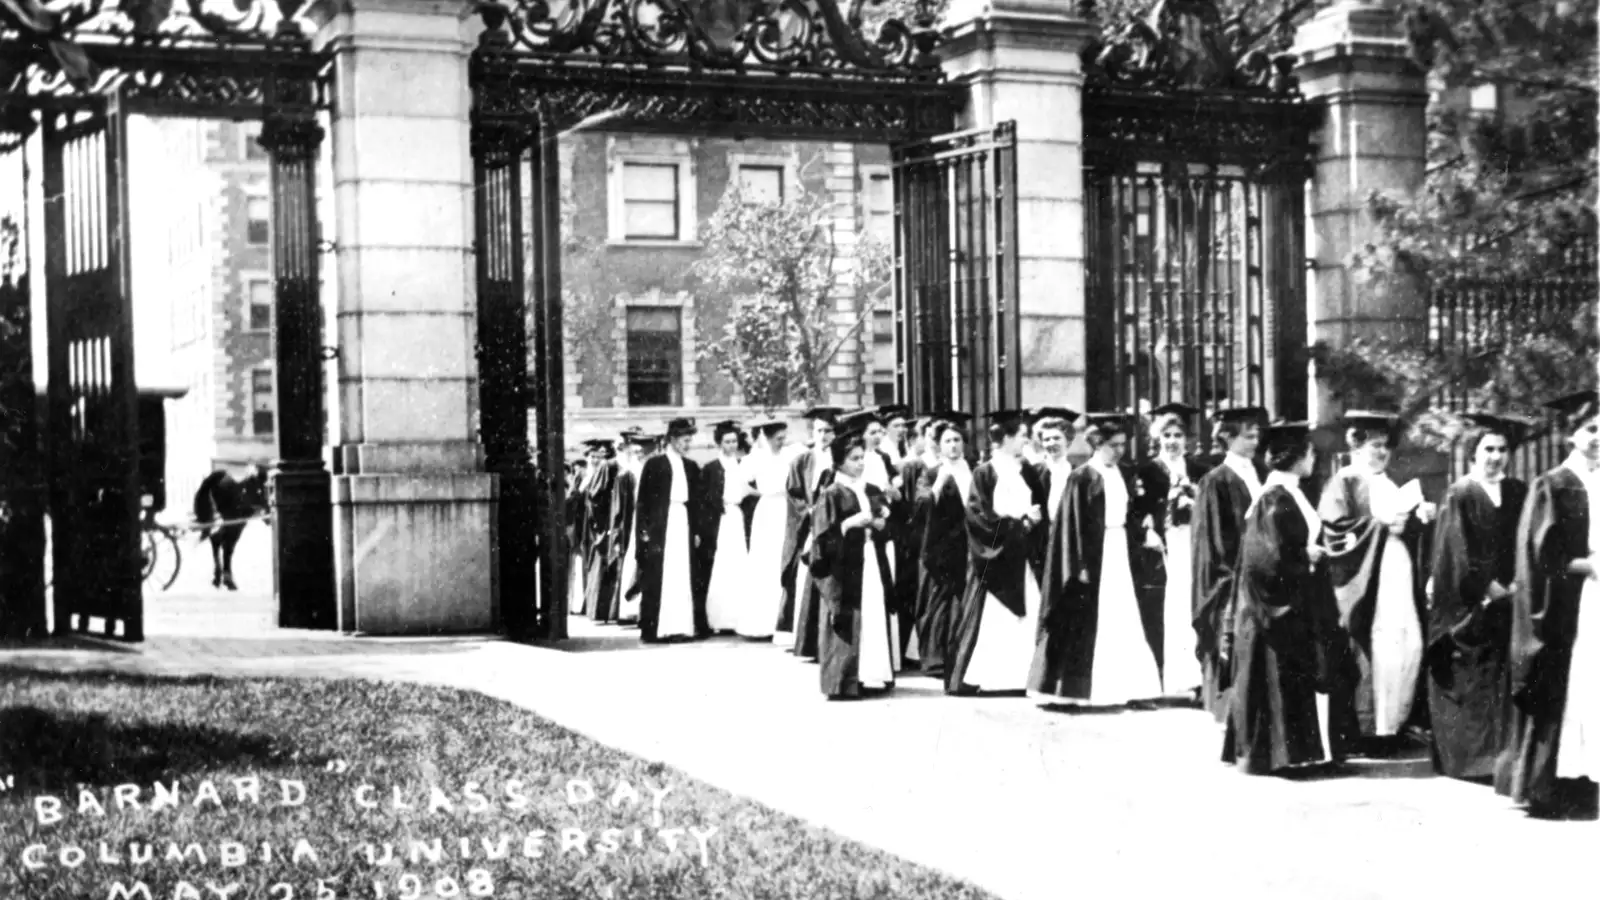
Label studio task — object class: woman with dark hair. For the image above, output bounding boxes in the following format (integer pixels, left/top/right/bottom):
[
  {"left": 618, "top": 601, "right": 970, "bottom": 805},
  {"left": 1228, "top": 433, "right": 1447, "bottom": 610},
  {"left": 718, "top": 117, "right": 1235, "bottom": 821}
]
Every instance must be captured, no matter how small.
[
  {"left": 583, "top": 438, "right": 626, "bottom": 623},
  {"left": 1191, "top": 406, "right": 1269, "bottom": 723},
  {"left": 916, "top": 416, "right": 974, "bottom": 680},
  {"left": 946, "top": 410, "right": 1047, "bottom": 694},
  {"left": 860, "top": 412, "right": 906, "bottom": 669},
  {"left": 1426, "top": 413, "right": 1531, "bottom": 781},
  {"left": 567, "top": 455, "right": 592, "bottom": 617},
  {"left": 1320, "top": 411, "right": 1438, "bottom": 754},
  {"left": 703, "top": 420, "right": 751, "bottom": 634},
  {"left": 1137, "top": 402, "right": 1211, "bottom": 697},
  {"left": 1030, "top": 413, "right": 1165, "bottom": 706},
  {"left": 812, "top": 423, "right": 897, "bottom": 698},
  {"left": 1497, "top": 390, "right": 1600, "bottom": 815},
  {"left": 1224, "top": 422, "right": 1333, "bottom": 775}
]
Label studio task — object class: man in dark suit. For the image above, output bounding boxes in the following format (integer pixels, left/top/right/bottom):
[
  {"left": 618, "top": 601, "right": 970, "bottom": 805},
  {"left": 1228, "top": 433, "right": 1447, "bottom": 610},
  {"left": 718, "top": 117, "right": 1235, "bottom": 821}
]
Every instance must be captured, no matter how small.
[{"left": 635, "top": 417, "right": 706, "bottom": 642}]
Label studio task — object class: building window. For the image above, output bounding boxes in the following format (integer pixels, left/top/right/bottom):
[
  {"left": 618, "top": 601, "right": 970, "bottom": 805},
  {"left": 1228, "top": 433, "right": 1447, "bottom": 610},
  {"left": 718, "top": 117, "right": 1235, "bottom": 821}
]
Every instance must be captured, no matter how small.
[
  {"left": 251, "top": 368, "right": 275, "bottom": 436},
  {"left": 863, "top": 168, "right": 893, "bottom": 243},
  {"left": 246, "top": 196, "right": 270, "bottom": 245},
  {"left": 738, "top": 164, "right": 785, "bottom": 204},
  {"left": 1469, "top": 83, "right": 1500, "bottom": 114},
  {"left": 242, "top": 124, "right": 269, "bottom": 162},
  {"left": 625, "top": 306, "right": 683, "bottom": 407},
  {"left": 247, "top": 279, "right": 273, "bottom": 331},
  {"left": 621, "top": 163, "right": 680, "bottom": 240}
]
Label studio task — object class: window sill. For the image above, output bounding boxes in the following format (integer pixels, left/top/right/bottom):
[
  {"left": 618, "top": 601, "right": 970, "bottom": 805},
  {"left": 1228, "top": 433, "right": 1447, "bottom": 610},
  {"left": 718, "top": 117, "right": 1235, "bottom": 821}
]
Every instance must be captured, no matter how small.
[{"left": 607, "top": 239, "right": 703, "bottom": 250}]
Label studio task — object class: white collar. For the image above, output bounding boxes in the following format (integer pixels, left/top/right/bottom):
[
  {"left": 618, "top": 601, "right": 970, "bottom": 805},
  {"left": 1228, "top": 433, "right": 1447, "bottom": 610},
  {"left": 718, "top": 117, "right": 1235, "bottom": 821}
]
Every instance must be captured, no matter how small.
[{"left": 1223, "top": 453, "right": 1259, "bottom": 481}]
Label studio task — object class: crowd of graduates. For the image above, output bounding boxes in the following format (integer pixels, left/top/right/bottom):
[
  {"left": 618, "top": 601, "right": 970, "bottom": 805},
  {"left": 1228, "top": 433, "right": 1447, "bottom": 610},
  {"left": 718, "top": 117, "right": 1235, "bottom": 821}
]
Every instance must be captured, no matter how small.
[{"left": 563, "top": 391, "right": 1600, "bottom": 820}]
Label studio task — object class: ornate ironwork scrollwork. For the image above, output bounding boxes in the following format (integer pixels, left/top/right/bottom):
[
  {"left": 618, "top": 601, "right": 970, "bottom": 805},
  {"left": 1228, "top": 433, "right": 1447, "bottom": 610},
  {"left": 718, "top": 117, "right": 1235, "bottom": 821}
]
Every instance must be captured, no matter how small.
[
  {"left": 478, "top": 0, "right": 943, "bottom": 78},
  {"left": 1081, "top": 0, "right": 1300, "bottom": 96}
]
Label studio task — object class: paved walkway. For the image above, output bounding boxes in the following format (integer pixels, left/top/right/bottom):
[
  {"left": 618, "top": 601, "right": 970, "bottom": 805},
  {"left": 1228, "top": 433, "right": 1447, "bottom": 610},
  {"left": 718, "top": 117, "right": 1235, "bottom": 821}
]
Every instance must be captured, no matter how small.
[{"left": 4, "top": 551, "right": 1596, "bottom": 900}]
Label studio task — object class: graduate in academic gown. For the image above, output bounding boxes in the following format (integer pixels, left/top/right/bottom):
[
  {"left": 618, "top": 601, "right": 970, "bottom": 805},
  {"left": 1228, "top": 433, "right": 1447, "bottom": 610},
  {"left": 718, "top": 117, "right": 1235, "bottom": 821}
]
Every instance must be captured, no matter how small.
[
  {"left": 876, "top": 405, "right": 921, "bottom": 660},
  {"left": 947, "top": 410, "right": 1048, "bottom": 695},
  {"left": 612, "top": 432, "right": 648, "bottom": 623},
  {"left": 1027, "top": 408, "right": 1079, "bottom": 540},
  {"left": 566, "top": 458, "right": 592, "bottom": 616},
  {"left": 699, "top": 420, "right": 748, "bottom": 634},
  {"left": 916, "top": 416, "right": 974, "bottom": 679},
  {"left": 1427, "top": 413, "right": 1531, "bottom": 781},
  {"left": 894, "top": 412, "right": 936, "bottom": 660},
  {"left": 1191, "top": 406, "right": 1269, "bottom": 723},
  {"left": 1029, "top": 413, "right": 1165, "bottom": 706},
  {"left": 1223, "top": 422, "right": 1335, "bottom": 775},
  {"left": 1319, "top": 411, "right": 1438, "bottom": 756},
  {"left": 1497, "top": 390, "right": 1600, "bottom": 815},
  {"left": 635, "top": 418, "right": 705, "bottom": 643},
  {"left": 737, "top": 417, "right": 793, "bottom": 639},
  {"left": 779, "top": 406, "right": 843, "bottom": 658},
  {"left": 857, "top": 410, "right": 907, "bottom": 668},
  {"left": 1136, "top": 403, "right": 1212, "bottom": 696},
  {"left": 813, "top": 424, "right": 898, "bottom": 698},
  {"left": 581, "top": 439, "right": 625, "bottom": 623}
]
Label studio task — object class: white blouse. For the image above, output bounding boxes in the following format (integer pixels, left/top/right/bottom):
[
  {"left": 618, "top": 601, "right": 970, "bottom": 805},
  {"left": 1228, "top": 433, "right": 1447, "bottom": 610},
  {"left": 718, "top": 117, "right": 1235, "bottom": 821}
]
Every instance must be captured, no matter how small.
[
  {"left": 1089, "top": 458, "right": 1128, "bottom": 528},
  {"left": 990, "top": 453, "right": 1033, "bottom": 519}
]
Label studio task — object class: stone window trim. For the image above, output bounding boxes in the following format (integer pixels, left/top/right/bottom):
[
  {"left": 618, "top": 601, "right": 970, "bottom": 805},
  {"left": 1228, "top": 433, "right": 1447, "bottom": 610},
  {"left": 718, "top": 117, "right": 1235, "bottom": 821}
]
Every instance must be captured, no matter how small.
[
  {"left": 242, "top": 270, "right": 273, "bottom": 333},
  {"left": 249, "top": 363, "right": 275, "bottom": 437},
  {"left": 606, "top": 137, "right": 700, "bottom": 248},
  {"left": 727, "top": 150, "right": 801, "bottom": 206},
  {"left": 611, "top": 289, "right": 698, "bottom": 410},
  {"left": 240, "top": 122, "right": 269, "bottom": 163}
]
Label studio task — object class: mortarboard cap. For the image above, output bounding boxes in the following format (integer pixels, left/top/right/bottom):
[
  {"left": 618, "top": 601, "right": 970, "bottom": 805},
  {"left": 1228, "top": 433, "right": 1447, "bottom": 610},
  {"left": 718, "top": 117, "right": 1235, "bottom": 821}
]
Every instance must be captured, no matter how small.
[
  {"left": 1027, "top": 406, "right": 1081, "bottom": 424},
  {"left": 1082, "top": 411, "right": 1132, "bottom": 431},
  {"left": 835, "top": 409, "right": 881, "bottom": 435},
  {"left": 1342, "top": 410, "right": 1405, "bottom": 435},
  {"left": 1463, "top": 412, "right": 1539, "bottom": 449},
  {"left": 802, "top": 406, "right": 845, "bottom": 424},
  {"left": 581, "top": 438, "right": 617, "bottom": 454},
  {"left": 621, "top": 431, "right": 653, "bottom": 447},
  {"left": 1150, "top": 401, "right": 1202, "bottom": 420},
  {"left": 1543, "top": 390, "right": 1600, "bottom": 426},
  {"left": 1264, "top": 420, "right": 1312, "bottom": 441},
  {"left": 666, "top": 417, "right": 698, "bottom": 438},
  {"left": 1214, "top": 406, "right": 1269, "bottom": 424},
  {"left": 875, "top": 404, "right": 914, "bottom": 423},
  {"left": 984, "top": 408, "right": 1030, "bottom": 427},
  {"left": 928, "top": 410, "right": 975, "bottom": 426}
]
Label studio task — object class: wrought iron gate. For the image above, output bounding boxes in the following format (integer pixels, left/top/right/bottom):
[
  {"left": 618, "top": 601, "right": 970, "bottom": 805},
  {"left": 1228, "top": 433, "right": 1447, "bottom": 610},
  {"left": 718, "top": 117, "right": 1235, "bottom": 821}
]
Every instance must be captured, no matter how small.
[
  {"left": 41, "top": 96, "right": 143, "bottom": 640},
  {"left": 892, "top": 122, "right": 1020, "bottom": 433}
]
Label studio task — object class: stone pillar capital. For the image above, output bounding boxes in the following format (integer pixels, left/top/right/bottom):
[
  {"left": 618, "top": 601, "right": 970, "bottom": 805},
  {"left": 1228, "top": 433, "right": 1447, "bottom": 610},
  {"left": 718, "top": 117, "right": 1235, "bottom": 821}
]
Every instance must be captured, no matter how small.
[
  {"left": 307, "top": 0, "right": 481, "bottom": 52},
  {"left": 1291, "top": 0, "right": 1426, "bottom": 94},
  {"left": 941, "top": 0, "right": 1097, "bottom": 71}
]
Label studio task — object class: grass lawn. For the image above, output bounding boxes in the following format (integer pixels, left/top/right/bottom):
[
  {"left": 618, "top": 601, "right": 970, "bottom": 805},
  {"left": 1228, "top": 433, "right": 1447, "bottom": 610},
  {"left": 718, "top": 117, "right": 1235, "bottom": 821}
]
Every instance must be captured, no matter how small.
[{"left": 0, "top": 668, "right": 997, "bottom": 900}]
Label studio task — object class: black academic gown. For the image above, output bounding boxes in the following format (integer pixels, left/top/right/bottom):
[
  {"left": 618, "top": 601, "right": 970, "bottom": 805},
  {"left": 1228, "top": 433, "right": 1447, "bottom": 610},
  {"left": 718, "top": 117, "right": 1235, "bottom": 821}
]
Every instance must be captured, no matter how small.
[
  {"left": 946, "top": 460, "right": 1046, "bottom": 694},
  {"left": 1427, "top": 476, "right": 1526, "bottom": 780},
  {"left": 1028, "top": 462, "right": 1148, "bottom": 698},
  {"left": 814, "top": 481, "right": 896, "bottom": 698},
  {"left": 1222, "top": 485, "right": 1333, "bottom": 775},
  {"left": 565, "top": 476, "right": 589, "bottom": 612},
  {"left": 1496, "top": 466, "right": 1590, "bottom": 810},
  {"left": 897, "top": 456, "right": 935, "bottom": 658},
  {"left": 635, "top": 452, "right": 706, "bottom": 642},
  {"left": 697, "top": 458, "right": 729, "bottom": 615},
  {"left": 583, "top": 460, "right": 623, "bottom": 622},
  {"left": 613, "top": 466, "right": 639, "bottom": 612},
  {"left": 1191, "top": 460, "right": 1263, "bottom": 723},
  {"left": 1318, "top": 467, "right": 1431, "bottom": 753},
  {"left": 782, "top": 449, "right": 833, "bottom": 658},
  {"left": 916, "top": 462, "right": 968, "bottom": 680}
]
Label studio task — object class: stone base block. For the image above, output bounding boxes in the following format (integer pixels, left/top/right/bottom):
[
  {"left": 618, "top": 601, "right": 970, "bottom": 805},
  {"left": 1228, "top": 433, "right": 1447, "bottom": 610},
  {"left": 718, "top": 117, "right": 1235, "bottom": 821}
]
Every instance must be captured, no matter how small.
[{"left": 332, "top": 473, "right": 499, "bottom": 635}]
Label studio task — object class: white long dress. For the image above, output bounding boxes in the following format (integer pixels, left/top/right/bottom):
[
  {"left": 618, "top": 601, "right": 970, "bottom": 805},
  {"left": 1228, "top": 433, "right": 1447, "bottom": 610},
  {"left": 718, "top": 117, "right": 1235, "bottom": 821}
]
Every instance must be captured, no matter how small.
[
  {"left": 1084, "top": 460, "right": 1164, "bottom": 705},
  {"left": 963, "top": 454, "right": 1041, "bottom": 691},
  {"left": 1558, "top": 458, "right": 1600, "bottom": 779},
  {"left": 705, "top": 455, "right": 750, "bottom": 633},
  {"left": 861, "top": 449, "right": 902, "bottom": 670},
  {"left": 654, "top": 451, "right": 697, "bottom": 640},
  {"left": 618, "top": 460, "right": 643, "bottom": 622},
  {"left": 1158, "top": 455, "right": 1203, "bottom": 695},
  {"left": 739, "top": 445, "right": 789, "bottom": 639},
  {"left": 849, "top": 479, "right": 897, "bottom": 689},
  {"left": 1367, "top": 473, "right": 1426, "bottom": 736}
]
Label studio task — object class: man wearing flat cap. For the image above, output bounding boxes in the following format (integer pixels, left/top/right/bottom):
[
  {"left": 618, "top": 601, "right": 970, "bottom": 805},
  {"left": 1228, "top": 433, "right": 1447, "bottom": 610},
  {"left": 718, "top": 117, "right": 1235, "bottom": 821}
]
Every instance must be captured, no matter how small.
[{"left": 635, "top": 417, "right": 706, "bottom": 642}]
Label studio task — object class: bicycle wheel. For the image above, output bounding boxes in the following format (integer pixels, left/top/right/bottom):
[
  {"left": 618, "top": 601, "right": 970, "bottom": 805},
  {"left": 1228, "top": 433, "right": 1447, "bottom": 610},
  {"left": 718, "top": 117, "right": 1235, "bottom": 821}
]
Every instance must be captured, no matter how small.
[{"left": 142, "top": 525, "right": 183, "bottom": 592}]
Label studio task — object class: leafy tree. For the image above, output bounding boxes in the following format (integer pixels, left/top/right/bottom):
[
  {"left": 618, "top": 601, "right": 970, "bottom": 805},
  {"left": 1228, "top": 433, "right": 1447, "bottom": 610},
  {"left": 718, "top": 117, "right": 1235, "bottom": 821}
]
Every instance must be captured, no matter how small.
[
  {"left": 692, "top": 175, "right": 892, "bottom": 412},
  {"left": 1317, "top": 0, "right": 1599, "bottom": 445}
]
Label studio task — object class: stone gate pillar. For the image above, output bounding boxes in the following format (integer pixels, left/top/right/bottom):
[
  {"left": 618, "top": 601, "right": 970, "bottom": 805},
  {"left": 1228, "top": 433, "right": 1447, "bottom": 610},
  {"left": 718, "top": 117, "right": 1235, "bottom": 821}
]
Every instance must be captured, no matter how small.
[
  {"left": 310, "top": 0, "right": 498, "bottom": 634},
  {"left": 940, "top": 0, "right": 1096, "bottom": 411},
  {"left": 1294, "top": 2, "right": 1429, "bottom": 370},
  {"left": 1294, "top": 0, "right": 1434, "bottom": 481}
]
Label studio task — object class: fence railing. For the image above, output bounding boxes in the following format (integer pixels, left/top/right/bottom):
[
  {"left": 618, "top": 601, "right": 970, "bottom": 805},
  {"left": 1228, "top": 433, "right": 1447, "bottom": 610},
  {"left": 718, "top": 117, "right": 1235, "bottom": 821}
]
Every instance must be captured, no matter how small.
[{"left": 1430, "top": 234, "right": 1598, "bottom": 484}]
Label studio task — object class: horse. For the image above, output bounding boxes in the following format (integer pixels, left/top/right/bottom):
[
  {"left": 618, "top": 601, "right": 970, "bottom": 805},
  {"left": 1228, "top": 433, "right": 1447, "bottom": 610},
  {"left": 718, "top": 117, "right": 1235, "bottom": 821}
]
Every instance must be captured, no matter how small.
[{"left": 192, "top": 466, "right": 270, "bottom": 591}]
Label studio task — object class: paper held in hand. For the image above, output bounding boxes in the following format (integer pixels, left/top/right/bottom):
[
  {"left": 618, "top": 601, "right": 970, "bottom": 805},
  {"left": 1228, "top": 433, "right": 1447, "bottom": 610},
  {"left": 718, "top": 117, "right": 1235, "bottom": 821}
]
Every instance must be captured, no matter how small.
[{"left": 1395, "top": 479, "right": 1425, "bottom": 514}]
